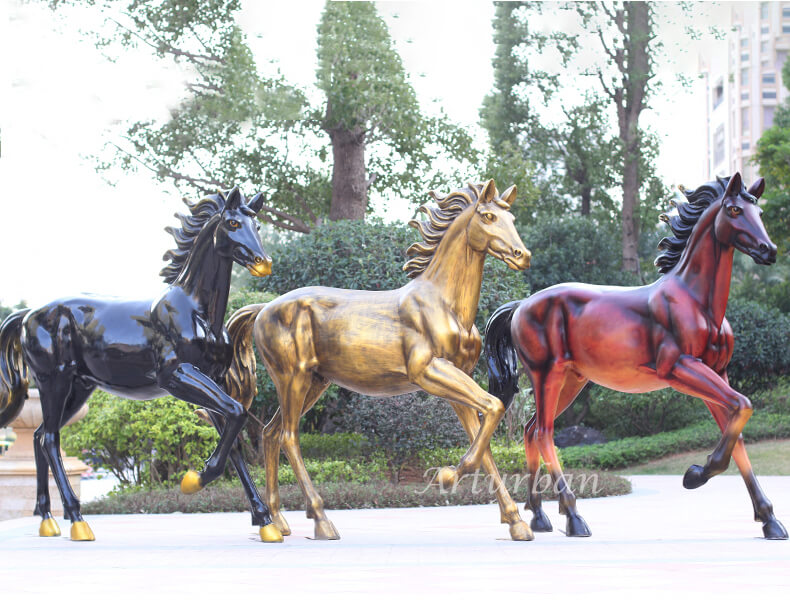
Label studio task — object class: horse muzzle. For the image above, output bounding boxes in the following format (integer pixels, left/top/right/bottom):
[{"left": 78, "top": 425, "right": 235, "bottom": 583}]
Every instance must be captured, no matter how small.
[{"left": 247, "top": 256, "right": 273, "bottom": 277}]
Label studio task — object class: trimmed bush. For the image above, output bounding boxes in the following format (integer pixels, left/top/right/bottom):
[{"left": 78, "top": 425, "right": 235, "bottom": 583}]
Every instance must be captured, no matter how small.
[
  {"left": 299, "top": 432, "right": 371, "bottom": 460},
  {"left": 561, "top": 411, "right": 790, "bottom": 471},
  {"left": 61, "top": 390, "right": 219, "bottom": 486}
]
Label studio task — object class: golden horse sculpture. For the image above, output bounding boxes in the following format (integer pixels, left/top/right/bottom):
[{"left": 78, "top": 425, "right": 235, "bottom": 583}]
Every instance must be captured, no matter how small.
[{"left": 225, "top": 180, "right": 532, "bottom": 541}]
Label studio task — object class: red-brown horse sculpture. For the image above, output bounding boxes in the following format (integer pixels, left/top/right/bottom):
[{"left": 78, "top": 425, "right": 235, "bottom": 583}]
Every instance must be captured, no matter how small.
[{"left": 484, "top": 173, "right": 787, "bottom": 539}]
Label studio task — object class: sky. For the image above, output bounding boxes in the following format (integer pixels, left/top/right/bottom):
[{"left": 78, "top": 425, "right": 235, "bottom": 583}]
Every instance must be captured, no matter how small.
[{"left": 0, "top": 0, "right": 729, "bottom": 307}]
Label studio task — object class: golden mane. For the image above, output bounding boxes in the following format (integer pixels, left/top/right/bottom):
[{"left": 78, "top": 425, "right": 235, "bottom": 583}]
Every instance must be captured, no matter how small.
[{"left": 403, "top": 183, "right": 484, "bottom": 279}]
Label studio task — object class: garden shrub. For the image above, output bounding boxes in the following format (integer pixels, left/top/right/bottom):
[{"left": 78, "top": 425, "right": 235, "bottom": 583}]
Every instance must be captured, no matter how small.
[
  {"left": 299, "top": 432, "right": 371, "bottom": 459},
  {"left": 335, "top": 392, "right": 467, "bottom": 480},
  {"left": 725, "top": 298, "right": 790, "bottom": 393},
  {"left": 267, "top": 455, "right": 388, "bottom": 486},
  {"left": 61, "top": 390, "right": 219, "bottom": 487},
  {"left": 752, "top": 376, "right": 790, "bottom": 414},
  {"left": 583, "top": 387, "right": 708, "bottom": 439}
]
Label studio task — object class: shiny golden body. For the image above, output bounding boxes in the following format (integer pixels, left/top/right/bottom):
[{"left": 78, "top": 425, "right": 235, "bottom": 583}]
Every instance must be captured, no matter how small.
[{"left": 227, "top": 180, "right": 532, "bottom": 541}]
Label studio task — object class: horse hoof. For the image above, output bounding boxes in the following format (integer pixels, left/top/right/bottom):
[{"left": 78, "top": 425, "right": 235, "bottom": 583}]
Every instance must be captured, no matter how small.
[
  {"left": 682, "top": 464, "right": 708, "bottom": 489},
  {"left": 272, "top": 512, "right": 291, "bottom": 536},
  {"left": 436, "top": 466, "right": 457, "bottom": 488},
  {"left": 313, "top": 519, "right": 340, "bottom": 540},
  {"left": 565, "top": 514, "right": 591, "bottom": 537},
  {"left": 70, "top": 521, "right": 95, "bottom": 542},
  {"left": 39, "top": 518, "right": 61, "bottom": 537},
  {"left": 259, "top": 523, "right": 284, "bottom": 543},
  {"left": 509, "top": 520, "right": 534, "bottom": 541},
  {"left": 763, "top": 519, "right": 789, "bottom": 540},
  {"left": 180, "top": 470, "right": 203, "bottom": 495},
  {"left": 530, "top": 509, "right": 553, "bottom": 533}
]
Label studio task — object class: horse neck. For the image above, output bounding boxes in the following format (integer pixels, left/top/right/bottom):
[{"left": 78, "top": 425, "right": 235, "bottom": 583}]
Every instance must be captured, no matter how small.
[
  {"left": 420, "top": 208, "right": 486, "bottom": 330},
  {"left": 175, "top": 223, "right": 232, "bottom": 334},
  {"left": 672, "top": 204, "right": 734, "bottom": 326}
]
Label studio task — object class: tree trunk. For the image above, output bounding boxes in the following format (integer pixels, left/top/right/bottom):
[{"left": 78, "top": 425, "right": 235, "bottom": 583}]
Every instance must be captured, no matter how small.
[
  {"left": 580, "top": 185, "right": 592, "bottom": 216},
  {"left": 328, "top": 127, "right": 368, "bottom": 220}
]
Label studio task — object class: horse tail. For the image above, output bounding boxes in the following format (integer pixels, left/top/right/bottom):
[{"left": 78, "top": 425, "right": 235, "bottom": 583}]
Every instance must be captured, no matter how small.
[
  {"left": 0, "top": 309, "right": 31, "bottom": 427},
  {"left": 225, "top": 303, "right": 267, "bottom": 411},
  {"left": 484, "top": 300, "right": 522, "bottom": 411}
]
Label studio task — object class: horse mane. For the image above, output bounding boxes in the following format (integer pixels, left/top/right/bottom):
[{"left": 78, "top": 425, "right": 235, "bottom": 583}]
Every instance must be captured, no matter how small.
[
  {"left": 160, "top": 191, "right": 229, "bottom": 283},
  {"left": 403, "top": 183, "right": 483, "bottom": 279},
  {"left": 655, "top": 175, "right": 757, "bottom": 274}
]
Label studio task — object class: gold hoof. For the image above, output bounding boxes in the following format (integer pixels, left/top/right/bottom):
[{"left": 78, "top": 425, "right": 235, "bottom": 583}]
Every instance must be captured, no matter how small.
[
  {"left": 39, "top": 518, "right": 61, "bottom": 537},
  {"left": 313, "top": 519, "right": 340, "bottom": 540},
  {"left": 70, "top": 521, "right": 95, "bottom": 542},
  {"left": 272, "top": 512, "right": 291, "bottom": 536},
  {"left": 180, "top": 470, "right": 203, "bottom": 495},
  {"left": 436, "top": 466, "right": 457, "bottom": 488},
  {"left": 509, "top": 520, "right": 534, "bottom": 542},
  {"left": 260, "top": 524, "right": 284, "bottom": 543}
]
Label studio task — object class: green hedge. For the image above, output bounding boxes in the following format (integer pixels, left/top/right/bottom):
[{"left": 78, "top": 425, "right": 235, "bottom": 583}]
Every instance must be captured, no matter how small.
[{"left": 561, "top": 411, "right": 790, "bottom": 471}]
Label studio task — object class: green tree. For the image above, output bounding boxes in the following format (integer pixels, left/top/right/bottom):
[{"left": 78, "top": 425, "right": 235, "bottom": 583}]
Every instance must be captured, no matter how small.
[
  {"left": 48, "top": 0, "right": 477, "bottom": 231},
  {"left": 753, "top": 57, "right": 790, "bottom": 255}
]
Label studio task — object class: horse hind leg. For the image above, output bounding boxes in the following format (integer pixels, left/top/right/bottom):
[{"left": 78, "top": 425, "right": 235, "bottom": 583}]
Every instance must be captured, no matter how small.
[
  {"left": 533, "top": 364, "right": 591, "bottom": 537},
  {"left": 262, "top": 375, "right": 329, "bottom": 537},
  {"left": 703, "top": 399, "right": 787, "bottom": 540},
  {"left": 37, "top": 376, "right": 95, "bottom": 541},
  {"left": 523, "top": 414, "right": 552, "bottom": 532}
]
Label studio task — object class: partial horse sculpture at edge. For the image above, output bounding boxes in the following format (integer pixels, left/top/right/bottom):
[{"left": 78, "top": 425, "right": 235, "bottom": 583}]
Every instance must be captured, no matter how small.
[
  {"left": 226, "top": 180, "right": 534, "bottom": 541},
  {"left": 0, "top": 188, "right": 282, "bottom": 542},
  {"left": 485, "top": 173, "right": 787, "bottom": 540}
]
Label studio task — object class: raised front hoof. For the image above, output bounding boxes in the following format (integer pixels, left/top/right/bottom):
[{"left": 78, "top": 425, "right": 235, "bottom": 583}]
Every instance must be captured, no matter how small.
[
  {"left": 39, "top": 517, "right": 61, "bottom": 537},
  {"left": 259, "top": 523, "right": 284, "bottom": 543},
  {"left": 272, "top": 512, "right": 291, "bottom": 536},
  {"left": 70, "top": 521, "right": 95, "bottom": 542},
  {"left": 565, "top": 514, "right": 591, "bottom": 537},
  {"left": 436, "top": 466, "right": 458, "bottom": 488},
  {"left": 313, "top": 519, "right": 340, "bottom": 540},
  {"left": 763, "top": 518, "right": 789, "bottom": 540},
  {"left": 509, "top": 520, "right": 534, "bottom": 541},
  {"left": 529, "top": 510, "right": 553, "bottom": 533},
  {"left": 682, "top": 464, "right": 709, "bottom": 489},
  {"left": 180, "top": 470, "right": 203, "bottom": 495}
]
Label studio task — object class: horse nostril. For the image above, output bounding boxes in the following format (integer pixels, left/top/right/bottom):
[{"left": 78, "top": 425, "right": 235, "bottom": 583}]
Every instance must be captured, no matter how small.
[
  {"left": 255, "top": 256, "right": 263, "bottom": 264},
  {"left": 514, "top": 249, "right": 522, "bottom": 258},
  {"left": 760, "top": 243, "right": 769, "bottom": 253}
]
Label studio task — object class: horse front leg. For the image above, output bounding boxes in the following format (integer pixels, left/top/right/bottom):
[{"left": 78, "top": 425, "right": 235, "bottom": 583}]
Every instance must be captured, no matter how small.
[
  {"left": 159, "top": 363, "right": 248, "bottom": 492},
  {"left": 666, "top": 356, "right": 753, "bottom": 489},
  {"left": 450, "top": 404, "right": 533, "bottom": 541},
  {"left": 703, "top": 397, "right": 787, "bottom": 540},
  {"left": 408, "top": 356, "right": 504, "bottom": 486}
]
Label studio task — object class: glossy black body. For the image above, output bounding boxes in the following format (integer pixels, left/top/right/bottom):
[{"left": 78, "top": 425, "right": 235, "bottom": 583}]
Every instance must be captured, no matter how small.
[{"left": 0, "top": 188, "right": 274, "bottom": 530}]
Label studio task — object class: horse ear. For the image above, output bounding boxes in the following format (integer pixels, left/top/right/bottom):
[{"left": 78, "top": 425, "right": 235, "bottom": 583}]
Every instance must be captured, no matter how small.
[
  {"left": 723, "top": 172, "right": 742, "bottom": 201},
  {"left": 225, "top": 187, "right": 242, "bottom": 210},
  {"left": 500, "top": 185, "right": 517, "bottom": 208},
  {"left": 748, "top": 177, "right": 765, "bottom": 199},
  {"left": 248, "top": 192, "right": 265, "bottom": 215},
  {"left": 478, "top": 179, "right": 497, "bottom": 206}
]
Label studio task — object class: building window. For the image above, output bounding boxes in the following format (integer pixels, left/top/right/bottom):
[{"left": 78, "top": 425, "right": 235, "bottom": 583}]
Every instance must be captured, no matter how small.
[
  {"left": 763, "top": 72, "right": 777, "bottom": 84},
  {"left": 741, "top": 37, "right": 749, "bottom": 48},
  {"left": 742, "top": 108, "right": 750, "bottom": 133},
  {"left": 762, "top": 25, "right": 770, "bottom": 34},
  {"left": 761, "top": 41, "right": 769, "bottom": 54},
  {"left": 762, "top": 2, "right": 770, "bottom": 20},
  {"left": 742, "top": 142, "right": 751, "bottom": 151},
  {"left": 764, "top": 90, "right": 778, "bottom": 99},
  {"left": 784, "top": 6, "right": 790, "bottom": 18},
  {"left": 742, "top": 91, "right": 750, "bottom": 100},
  {"left": 741, "top": 68, "right": 749, "bottom": 86},
  {"left": 765, "top": 105, "right": 776, "bottom": 128},
  {"left": 713, "top": 80, "right": 724, "bottom": 109},
  {"left": 742, "top": 52, "right": 750, "bottom": 62},
  {"left": 713, "top": 125, "right": 725, "bottom": 166}
]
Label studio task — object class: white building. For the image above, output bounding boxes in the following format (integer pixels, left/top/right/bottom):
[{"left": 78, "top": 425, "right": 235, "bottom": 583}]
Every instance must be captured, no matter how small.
[{"left": 702, "top": 1, "right": 790, "bottom": 182}]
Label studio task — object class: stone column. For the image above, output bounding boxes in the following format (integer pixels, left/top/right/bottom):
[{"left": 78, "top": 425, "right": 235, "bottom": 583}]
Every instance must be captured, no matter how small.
[{"left": 0, "top": 389, "right": 90, "bottom": 520}]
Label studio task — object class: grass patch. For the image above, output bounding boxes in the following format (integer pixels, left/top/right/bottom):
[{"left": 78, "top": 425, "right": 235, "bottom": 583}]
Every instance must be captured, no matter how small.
[
  {"left": 82, "top": 470, "right": 629, "bottom": 515},
  {"left": 619, "top": 438, "right": 790, "bottom": 475}
]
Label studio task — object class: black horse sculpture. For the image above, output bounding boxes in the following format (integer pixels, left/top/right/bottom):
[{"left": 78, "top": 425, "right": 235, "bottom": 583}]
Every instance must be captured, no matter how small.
[{"left": 0, "top": 188, "right": 281, "bottom": 542}]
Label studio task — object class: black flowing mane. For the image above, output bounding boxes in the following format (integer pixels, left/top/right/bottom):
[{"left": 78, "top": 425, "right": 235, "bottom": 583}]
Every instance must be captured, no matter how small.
[
  {"left": 655, "top": 176, "right": 757, "bottom": 274},
  {"left": 160, "top": 190, "right": 230, "bottom": 284}
]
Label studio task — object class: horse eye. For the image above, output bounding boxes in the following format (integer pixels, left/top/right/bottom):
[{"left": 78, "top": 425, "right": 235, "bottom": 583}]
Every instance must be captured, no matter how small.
[
  {"left": 483, "top": 212, "right": 496, "bottom": 222},
  {"left": 727, "top": 206, "right": 742, "bottom": 218},
  {"left": 228, "top": 219, "right": 240, "bottom": 228}
]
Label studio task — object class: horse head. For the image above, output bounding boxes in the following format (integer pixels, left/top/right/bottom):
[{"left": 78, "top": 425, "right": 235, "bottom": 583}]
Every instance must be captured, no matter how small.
[
  {"left": 715, "top": 173, "right": 776, "bottom": 265},
  {"left": 467, "top": 180, "right": 531, "bottom": 270},
  {"left": 216, "top": 188, "right": 273, "bottom": 277}
]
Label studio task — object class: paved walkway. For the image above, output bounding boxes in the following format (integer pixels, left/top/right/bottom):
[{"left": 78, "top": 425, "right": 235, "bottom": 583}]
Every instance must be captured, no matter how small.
[{"left": 1, "top": 476, "right": 789, "bottom": 599}]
